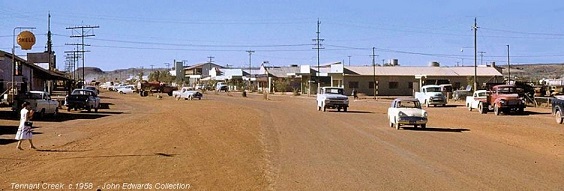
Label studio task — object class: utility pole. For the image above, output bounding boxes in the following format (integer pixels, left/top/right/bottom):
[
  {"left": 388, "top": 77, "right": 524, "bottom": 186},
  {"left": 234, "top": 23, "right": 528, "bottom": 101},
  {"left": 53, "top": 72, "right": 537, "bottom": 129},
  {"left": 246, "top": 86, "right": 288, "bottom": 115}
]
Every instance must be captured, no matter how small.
[
  {"left": 507, "top": 45, "right": 511, "bottom": 83},
  {"left": 207, "top": 56, "right": 214, "bottom": 63},
  {"left": 472, "top": 18, "right": 479, "bottom": 92},
  {"left": 478, "top": 51, "right": 486, "bottom": 65},
  {"left": 312, "top": 19, "right": 324, "bottom": 90},
  {"left": 348, "top": 56, "right": 351, "bottom": 66},
  {"left": 66, "top": 24, "right": 99, "bottom": 88},
  {"left": 370, "top": 47, "right": 379, "bottom": 99},
  {"left": 46, "top": 12, "right": 55, "bottom": 71},
  {"left": 64, "top": 44, "right": 86, "bottom": 83},
  {"left": 382, "top": 59, "right": 385, "bottom": 66},
  {"left": 246, "top": 50, "right": 255, "bottom": 91}
]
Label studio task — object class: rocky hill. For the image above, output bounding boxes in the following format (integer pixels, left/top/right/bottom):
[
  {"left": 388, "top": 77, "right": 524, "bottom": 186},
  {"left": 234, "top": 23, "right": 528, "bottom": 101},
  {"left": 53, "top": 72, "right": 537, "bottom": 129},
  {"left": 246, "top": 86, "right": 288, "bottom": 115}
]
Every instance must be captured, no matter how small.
[
  {"left": 75, "top": 67, "right": 167, "bottom": 82},
  {"left": 497, "top": 63, "right": 564, "bottom": 82}
]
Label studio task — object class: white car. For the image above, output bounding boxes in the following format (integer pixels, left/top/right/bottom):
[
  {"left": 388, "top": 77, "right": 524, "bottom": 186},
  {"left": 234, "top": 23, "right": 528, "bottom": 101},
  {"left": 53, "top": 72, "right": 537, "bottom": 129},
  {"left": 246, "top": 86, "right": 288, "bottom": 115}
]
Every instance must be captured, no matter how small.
[
  {"left": 388, "top": 98, "right": 428, "bottom": 130},
  {"left": 415, "top": 85, "right": 447, "bottom": 107},
  {"left": 117, "top": 85, "right": 136, "bottom": 94},
  {"left": 465, "top": 90, "right": 490, "bottom": 113},
  {"left": 316, "top": 87, "right": 349, "bottom": 112},
  {"left": 14, "top": 91, "right": 60, "bottom": 118}
]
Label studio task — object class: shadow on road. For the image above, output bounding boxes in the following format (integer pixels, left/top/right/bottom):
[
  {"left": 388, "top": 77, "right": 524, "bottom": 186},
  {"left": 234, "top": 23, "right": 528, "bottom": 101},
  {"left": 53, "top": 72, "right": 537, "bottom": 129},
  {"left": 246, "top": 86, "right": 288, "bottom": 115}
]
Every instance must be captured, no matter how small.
[
  {"left": 0, "top": 110, "right": 18, "bottom": 120},
  {"left": 402, "top": 127, "right": 470, "bottom": 133},
  {"left": 425, "top": 105, "right": 459, "bottom": 108},
  {"left": 34, "top": 112, "right": 120, "bottom": 122},
  {"left": 99, "top": 103, "right": 112, "bottom": 109},
  {"left": 0, "top": 125, "right": 18, "bottom": 135},
  {"left": 0, "top": 139, "right": 18, "bottom": 145},
  {"left": 0, "top": 125, "right": 43, "bottom": 145},
  {"left": 36, "top": 149, "right": 92, "bottom": 153},
  {"left": 55, "top": 153, "right": 178, "bottom": 160},
  {"left": 326, "top": 110, "right": 374, "bottom": 114}
]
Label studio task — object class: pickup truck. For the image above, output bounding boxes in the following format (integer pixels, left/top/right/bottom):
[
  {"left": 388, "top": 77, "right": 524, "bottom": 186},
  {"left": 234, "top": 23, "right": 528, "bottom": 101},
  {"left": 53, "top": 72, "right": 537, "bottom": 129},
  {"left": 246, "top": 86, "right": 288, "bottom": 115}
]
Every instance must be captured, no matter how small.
[
  {"left": 488, "top": 85, "right": 526, "bottom": 115},
  {"left": 173, "top": 87, "right": 203, "bottom": 100},
  {"left": 216, "top": 82, "right": 228, "bottom": 92},
  {"left": 65, "top": 89, "right": 101, "bottom": 112},
  {"left": 415, "top": 85, "right": 447, "bottom": 107},
  {"left": 316, "top": 87, "right": 349, "bottom": 112},
  {"left": 12, "top": 91, "right": 60, "bottom": 118},
  {"left": 465, "top": 90, "right": 490, "bottom": 114},
  {"left": 552, "top": 96, "right": 564, "bottom": 124}
]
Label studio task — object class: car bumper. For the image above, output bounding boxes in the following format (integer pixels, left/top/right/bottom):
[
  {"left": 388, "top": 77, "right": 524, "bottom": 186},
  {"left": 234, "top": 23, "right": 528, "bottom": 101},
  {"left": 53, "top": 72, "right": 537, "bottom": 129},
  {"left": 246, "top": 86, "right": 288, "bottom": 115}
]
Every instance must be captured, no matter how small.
[
  {"left": 428, "top": 99, "right": 446, "bottom": 105},
  {"left": 397, "top": 116, "right": 428, "bottom": 125},
  {"left": 324, "top": 101, "right": 348, "bottom": 107}
]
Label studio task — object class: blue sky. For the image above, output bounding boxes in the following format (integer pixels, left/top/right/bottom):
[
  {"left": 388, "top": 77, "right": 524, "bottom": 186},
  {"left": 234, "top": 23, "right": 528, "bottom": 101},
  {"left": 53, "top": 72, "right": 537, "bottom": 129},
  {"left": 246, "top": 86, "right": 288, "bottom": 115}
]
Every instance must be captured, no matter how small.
[{"left": 1, "top": 0, "right": 563, "bottom": 71}]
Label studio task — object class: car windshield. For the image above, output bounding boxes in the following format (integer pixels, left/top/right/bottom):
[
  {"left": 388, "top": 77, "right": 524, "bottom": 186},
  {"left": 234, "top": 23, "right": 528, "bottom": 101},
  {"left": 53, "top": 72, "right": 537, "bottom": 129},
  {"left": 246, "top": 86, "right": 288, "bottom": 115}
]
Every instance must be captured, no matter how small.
[
  {"left": 325, "top": 88, "right": 344, "bottom": 95},
  {"left": 28, "top": 93, "right": 43, "bottom": 99},
  {"left": 426, "top": 87, "right": 441, "bottom": 92},
  {"left": 497, "top": 87, "right": 523, "bottom": 94},
  {"left": 72, "top": 90, "right": 93, "bottom": 96},
  {"left": 398, "top": 100, "right": 421, "bottom": 108}
]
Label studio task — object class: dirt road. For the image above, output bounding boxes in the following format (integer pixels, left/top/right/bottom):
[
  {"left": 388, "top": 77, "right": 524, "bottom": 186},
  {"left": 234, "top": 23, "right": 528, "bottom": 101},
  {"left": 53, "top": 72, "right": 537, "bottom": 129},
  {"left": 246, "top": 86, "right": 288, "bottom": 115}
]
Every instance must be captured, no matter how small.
[{"left": 0, "top": 91, "right": 562, "bottom": 190}]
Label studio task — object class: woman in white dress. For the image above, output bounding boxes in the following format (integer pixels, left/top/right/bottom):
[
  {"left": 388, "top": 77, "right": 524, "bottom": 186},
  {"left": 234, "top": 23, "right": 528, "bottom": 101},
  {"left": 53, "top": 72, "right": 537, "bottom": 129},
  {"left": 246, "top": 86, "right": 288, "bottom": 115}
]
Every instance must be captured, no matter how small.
[{"left": 15, "top": 101, "right": 36, "bottom": 150}]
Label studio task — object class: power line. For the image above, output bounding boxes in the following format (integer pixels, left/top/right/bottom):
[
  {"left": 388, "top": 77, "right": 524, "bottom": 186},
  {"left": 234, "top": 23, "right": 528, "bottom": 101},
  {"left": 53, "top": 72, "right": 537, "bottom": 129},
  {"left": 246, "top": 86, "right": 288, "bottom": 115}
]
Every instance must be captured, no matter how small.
[
  {"left": 66, "top": 24, "right": 99, "bottom": 87},
  {"left": 312, "top": 19, "right": 324, "bottom": 83}
]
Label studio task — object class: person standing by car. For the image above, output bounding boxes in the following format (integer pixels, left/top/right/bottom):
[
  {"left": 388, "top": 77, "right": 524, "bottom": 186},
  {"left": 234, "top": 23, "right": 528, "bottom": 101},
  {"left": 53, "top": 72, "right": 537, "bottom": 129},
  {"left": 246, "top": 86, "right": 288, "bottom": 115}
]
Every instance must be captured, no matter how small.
[
  {"left": 15, "top": 101, "right": 36, "bottom": 150},
  {"left": 352, "top": 88, "right": 358, "bottom": 100}
]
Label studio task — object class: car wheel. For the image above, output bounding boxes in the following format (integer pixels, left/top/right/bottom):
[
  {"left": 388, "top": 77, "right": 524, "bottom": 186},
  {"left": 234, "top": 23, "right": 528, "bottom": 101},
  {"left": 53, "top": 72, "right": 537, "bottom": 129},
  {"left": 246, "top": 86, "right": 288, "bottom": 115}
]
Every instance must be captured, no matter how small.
[
  {"left": 389, "top": 120, "right": 393, "bottom": 127},
  {"left": 518, "top": 107, "right": 524, "bottom": 114},
  {"left": 479, "top": 102, "right": 487, "bottom": 114},
  {"left": 343, "top": 107, "right": 347, "bottom": 112},
  {"left": 414, "top": 124, "right": 418, "bottom": 128},
  {"left": 421, "top": 124, "right": 427, "bottom": 128},
  {"left": 87, "top": 106, "right": 92, "bottom": 113},
  {"left": 67, "top": 107, "right": 71, "bottom": 112},
  {"left": 189, "top": 96, "right": 193, "bottom": 100},
  {"left": 395, "top": 121, "right": 400, "bottom": 130},
  {"left": 425, "top": 100, "right": 430, "bottom": 107},
  {"left": 467, "top": 103, "right": 473, "bottom": 111},
  {"left": 494, "top": 104, "right": 500, "bottom": 116},
  {"left": 556, "top": 110, "right": 563, "bottom": 124},
  {"left": 337, "top": 107, "right": 341, "bottom": 112},
  {"left": 95, "top": 106, "right": 98, "bottom": 113},
  {"left": 53, "top": 108, "right": 59, "bottom": 116},
  {"left": 322, "top": 104, "right": 326, "bottom": 112}
]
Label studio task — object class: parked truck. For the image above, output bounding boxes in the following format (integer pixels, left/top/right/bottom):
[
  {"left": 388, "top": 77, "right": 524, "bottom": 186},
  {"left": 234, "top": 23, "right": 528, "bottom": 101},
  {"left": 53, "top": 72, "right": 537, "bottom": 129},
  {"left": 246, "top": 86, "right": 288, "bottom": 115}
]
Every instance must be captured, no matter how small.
[
  {"left": 486, "top": 84, "right": 527, "bottom": 115},
  {"left": 415, "top": 85, "right": 447, "bottom": 107},
  {"left": 316, "top": 87, "right": 349, "bottom": 112},
  {"left": 137, "top": 81, "right": 178, "bottom": 97},
  {"left": 12, "top": 91, "right": 60, "bottom": 118}
]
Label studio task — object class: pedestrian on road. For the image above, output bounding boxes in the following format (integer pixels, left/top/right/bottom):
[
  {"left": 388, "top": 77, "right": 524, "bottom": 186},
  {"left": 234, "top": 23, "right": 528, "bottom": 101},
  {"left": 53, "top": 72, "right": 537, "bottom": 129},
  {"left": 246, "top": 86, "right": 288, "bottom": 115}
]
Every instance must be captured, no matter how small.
[
  {"left": 352, "top": 88, "right": 358, "bottom": 100},
  {"left": 15, "top": 101, "right": 36, "bottom": 150}
]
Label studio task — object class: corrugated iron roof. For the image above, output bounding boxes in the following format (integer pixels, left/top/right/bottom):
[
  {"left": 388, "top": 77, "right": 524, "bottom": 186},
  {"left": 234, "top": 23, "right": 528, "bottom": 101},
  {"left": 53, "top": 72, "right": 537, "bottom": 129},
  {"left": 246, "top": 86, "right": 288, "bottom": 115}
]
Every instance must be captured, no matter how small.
[
  {"left": 266, "top": 66, "right": 301, "bottom": 77},
  {"left": 345, "top": 66, "right": 502, "bottom": 77}
]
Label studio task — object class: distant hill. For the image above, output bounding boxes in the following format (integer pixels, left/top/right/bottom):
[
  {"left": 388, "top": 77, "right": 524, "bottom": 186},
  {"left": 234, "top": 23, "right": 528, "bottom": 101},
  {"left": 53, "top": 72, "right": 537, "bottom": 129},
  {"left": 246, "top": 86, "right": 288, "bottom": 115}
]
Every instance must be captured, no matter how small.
[
  {"left": 497, "top": 63, "right": 564, "bottom": 82},
  {"left": 75, "top": 67, "right": 168, "bottom": 82}
]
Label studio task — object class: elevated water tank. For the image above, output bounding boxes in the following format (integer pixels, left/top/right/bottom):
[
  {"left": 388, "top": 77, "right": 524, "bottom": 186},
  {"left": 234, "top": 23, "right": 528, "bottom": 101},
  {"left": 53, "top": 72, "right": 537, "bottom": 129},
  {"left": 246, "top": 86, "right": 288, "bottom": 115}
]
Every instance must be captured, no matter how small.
[
  {"left": 429, "top": 61, "right": 440, "bottom": 67},
  {"left": 390, "top": 59, "right": 399, "bottom": 66}
]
